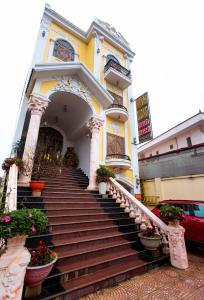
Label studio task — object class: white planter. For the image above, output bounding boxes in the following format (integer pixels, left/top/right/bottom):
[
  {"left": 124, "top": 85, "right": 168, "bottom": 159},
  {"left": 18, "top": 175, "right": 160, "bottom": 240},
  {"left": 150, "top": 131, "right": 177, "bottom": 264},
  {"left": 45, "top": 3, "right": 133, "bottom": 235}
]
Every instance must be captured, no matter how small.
[
  {"left": 98, "top": 182, "right": 107, "bottom": 195},
  {"left": 138, "top": 233, "right": 162, "bottom": 250}
]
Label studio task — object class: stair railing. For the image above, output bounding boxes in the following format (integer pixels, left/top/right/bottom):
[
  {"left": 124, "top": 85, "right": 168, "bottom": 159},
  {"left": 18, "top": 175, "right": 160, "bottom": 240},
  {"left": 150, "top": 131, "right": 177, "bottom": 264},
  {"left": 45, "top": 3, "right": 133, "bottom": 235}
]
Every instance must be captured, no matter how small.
[{"left": 107, "top": 178, "right": 189, "bottom": 270}]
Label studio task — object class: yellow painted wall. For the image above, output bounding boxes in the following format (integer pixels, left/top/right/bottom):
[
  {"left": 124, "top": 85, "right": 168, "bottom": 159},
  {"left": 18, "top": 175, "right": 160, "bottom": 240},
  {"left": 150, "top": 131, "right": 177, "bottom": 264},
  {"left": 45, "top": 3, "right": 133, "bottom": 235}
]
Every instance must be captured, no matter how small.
[
  {"left": 43, "top": 22, "right": 94, "bottom": 70},
  {"left": 106, "top": 116, "right": 125, "bottom": 137},
  {"left": 121, "top": 169, "right": 134, "bottom": 183},
  {"left": 90, "top": 97, "right": 100, "bottom": 115},
  {"left": 143, "top": 175, "right": 204, "bottom": 201},
  {"left": 40, "top": 80, "right": 59, "bottom": 94}
]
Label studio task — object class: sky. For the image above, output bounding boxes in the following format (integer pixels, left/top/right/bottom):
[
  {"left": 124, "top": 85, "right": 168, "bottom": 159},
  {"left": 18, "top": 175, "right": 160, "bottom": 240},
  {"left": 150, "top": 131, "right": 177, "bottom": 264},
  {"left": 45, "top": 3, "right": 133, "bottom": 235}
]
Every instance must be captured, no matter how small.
[{"left": 0, "top": 0, "right": 204, "bottom": 169}]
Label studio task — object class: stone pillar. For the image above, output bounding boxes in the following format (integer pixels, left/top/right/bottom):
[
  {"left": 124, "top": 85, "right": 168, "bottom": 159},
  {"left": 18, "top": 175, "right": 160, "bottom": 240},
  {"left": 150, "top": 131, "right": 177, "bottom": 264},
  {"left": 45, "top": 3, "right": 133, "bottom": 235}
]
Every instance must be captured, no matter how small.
[
  {"left": 87, "top": 117, "right": 104, "bottom": 190},
  {"left": 19, "top": 95, "right": 49, "bottom": 184},
  {"left": 167, "top": 223, "right": 189, "bottom": 269}
]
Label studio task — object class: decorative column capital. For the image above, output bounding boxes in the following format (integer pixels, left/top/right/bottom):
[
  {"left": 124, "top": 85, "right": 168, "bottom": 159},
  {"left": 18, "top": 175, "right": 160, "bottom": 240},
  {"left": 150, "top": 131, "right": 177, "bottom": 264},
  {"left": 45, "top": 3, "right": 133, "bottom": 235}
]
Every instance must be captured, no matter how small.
[
  {"left": 87, "top": 117, "right": 104, "bottom": 133},
  {"left": 28, "top": 94, "right": 49, "bottom": 115}
]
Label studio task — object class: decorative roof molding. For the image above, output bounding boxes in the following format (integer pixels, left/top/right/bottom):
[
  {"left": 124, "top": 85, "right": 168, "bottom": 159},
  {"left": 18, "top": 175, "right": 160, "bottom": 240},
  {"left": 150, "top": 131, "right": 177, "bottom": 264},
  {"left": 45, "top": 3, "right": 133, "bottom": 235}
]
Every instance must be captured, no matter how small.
[
  {"left": 53, "top": 76, "right": 92, "bottom": 103},
  {"left": 43, "top": 5, "right": 135, "bottom": 58},
  {"left": 26, "top": 62, "right": 114, "bottom": 108},
  {"left": 94, "top": 18, "right": 129, "bottom": 46}
]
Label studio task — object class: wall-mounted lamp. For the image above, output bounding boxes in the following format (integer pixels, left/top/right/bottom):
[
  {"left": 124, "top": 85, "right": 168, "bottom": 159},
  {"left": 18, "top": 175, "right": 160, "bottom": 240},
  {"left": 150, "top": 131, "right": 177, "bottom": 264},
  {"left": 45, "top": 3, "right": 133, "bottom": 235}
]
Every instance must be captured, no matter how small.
[
  {"left": 131, "top": 137, "right": 137, "bottom": 145},
  {"left": 42, "top": 30, "right": 46, "bottom": 37}
]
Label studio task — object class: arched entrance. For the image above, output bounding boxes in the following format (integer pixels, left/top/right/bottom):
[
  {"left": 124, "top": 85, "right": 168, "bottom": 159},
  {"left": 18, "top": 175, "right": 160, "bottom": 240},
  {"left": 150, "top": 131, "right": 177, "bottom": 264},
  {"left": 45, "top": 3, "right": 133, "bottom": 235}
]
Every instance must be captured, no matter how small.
[{"left": 38, "top": 91, "right": 94, "bottom": 176}]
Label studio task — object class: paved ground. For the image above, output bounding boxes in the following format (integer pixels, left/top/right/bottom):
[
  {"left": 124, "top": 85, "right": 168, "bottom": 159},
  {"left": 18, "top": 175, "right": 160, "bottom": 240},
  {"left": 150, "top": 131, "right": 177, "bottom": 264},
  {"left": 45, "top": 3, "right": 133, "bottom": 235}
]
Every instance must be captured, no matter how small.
[{"left": 81, "top": 250, "right": 204, "bottom": 300}]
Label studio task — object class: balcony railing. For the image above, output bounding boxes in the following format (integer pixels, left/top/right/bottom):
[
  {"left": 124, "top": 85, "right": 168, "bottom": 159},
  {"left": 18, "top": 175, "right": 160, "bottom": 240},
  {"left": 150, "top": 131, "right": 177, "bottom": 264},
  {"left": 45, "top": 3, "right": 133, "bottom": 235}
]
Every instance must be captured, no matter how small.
[
  {"left": 109, "top": 103, "right": 128, "bottom": 112},
  {"left": 104, "top": 59, "right": 131, "bottom": 79},
  {"left": 106, "top": 154, "right": 131, "bottom": 161}
]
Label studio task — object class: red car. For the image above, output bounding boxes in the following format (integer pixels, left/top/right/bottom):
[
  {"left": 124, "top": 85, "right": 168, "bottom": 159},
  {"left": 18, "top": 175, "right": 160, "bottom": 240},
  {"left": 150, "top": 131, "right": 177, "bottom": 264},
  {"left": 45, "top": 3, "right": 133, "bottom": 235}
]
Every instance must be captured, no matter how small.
[{"left": 152, "top": 200, "right": 204, "bottom": 247}]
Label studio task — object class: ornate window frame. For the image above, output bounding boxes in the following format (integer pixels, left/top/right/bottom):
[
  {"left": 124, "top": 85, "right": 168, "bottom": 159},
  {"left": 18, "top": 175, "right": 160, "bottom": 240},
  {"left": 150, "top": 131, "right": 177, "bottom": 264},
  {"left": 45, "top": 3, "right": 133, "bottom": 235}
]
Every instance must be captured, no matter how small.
[{"left": 48, "top": 36, "right": 79, "bottom": 62}]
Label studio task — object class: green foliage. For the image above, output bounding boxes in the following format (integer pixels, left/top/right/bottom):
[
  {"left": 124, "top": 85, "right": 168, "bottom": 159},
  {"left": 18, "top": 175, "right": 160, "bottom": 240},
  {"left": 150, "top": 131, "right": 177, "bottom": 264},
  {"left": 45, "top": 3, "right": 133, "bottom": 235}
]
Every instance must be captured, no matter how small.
[
  {"left": 1, "top": 157, "right": 24, "bottom": 173},
  {"left": 96, "top": 165, "right": 115, "bottom": 184},
  {"left": 0, "top": 208, "right": 48, "bottom": 239},
  {"left": 160, "top": 204, "right": 185, "bottom": 222},
  {"left": 12, "top": 138, "right": 26, "bottom": 159}
]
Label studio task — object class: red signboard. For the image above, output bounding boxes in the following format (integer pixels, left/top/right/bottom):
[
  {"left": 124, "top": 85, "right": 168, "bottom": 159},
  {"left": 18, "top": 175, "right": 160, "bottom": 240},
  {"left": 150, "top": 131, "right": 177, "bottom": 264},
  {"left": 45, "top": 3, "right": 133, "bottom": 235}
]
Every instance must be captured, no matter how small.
[{"left": 135, "top": 92, "right": 153, "bottom": 143}]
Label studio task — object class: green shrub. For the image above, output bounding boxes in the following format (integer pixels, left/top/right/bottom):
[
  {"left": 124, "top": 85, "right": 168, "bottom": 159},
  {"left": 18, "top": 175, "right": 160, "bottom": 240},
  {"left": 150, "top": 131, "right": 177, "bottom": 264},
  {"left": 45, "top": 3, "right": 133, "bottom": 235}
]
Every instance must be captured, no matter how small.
[
  {"left": 96, "top": 165, "right": 115, "bottom": 184},
  {"left": 160, "top": 204, "right": 185, "bottom": 222},
  {"left": 0, "top": 208, "right": 48, "bottom": 239}
]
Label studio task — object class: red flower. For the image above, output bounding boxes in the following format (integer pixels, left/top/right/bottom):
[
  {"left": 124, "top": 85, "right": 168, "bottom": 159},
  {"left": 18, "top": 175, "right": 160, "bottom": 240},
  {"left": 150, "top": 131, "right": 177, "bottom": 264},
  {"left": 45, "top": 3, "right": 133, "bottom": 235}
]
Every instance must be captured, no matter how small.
[{"left": 4, "top": 216, "right": 11, "bottom": 223}]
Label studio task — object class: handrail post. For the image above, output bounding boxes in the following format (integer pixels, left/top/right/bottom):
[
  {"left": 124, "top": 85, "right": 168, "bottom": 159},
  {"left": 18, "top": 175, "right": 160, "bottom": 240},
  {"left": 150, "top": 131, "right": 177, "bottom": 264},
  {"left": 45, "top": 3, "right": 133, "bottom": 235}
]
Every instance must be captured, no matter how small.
[
  {"left": 1, "top": 163, "right": 31, "bottom": 300},
  {"left": 109, "top": 177, "right": 188, "bottom": 270}
]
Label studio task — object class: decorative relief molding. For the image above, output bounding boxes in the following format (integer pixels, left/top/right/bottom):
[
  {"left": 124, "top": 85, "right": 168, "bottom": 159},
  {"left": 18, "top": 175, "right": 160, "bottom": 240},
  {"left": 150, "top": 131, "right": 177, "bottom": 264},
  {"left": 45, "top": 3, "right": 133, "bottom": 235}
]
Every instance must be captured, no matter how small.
[
  {"left": 94, "top": 18, "right": 129, "bottom": 46},
  {"left": 28, "top": 95, "right": 49, "bottom": 115},
  {"left": 110, "top": 122, "right": 121, "bottom": 134},
  {"left": 53, "top": 76, "right": 92, "bottom": 102},
  {"left": 87, "top": 117, "right": 104, "bottom": 132}
]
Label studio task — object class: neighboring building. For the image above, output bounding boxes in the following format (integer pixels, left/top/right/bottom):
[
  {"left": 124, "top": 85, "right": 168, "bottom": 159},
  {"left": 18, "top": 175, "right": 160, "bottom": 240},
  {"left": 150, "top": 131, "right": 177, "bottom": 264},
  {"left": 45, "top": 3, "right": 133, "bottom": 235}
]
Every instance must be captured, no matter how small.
[
  {"left": 138, "top": 112, "right": 204, "bottom": 203},
  {"left": 138, "top": 111, "right": 204, "bottom": 159},
  {"left": 14, "top": 4, "right": 140, "bottom": 195}
]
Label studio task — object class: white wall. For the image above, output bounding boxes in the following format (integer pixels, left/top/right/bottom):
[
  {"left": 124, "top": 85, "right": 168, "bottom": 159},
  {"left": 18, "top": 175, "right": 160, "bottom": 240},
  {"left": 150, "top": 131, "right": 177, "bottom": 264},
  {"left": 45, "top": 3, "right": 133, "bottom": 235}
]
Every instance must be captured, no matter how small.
[
  {"left": 139, "top": 125, "right": 204, "bottom": 158},
  {"left": 75, "top": 134, "right": 90, "bottom": 176}
]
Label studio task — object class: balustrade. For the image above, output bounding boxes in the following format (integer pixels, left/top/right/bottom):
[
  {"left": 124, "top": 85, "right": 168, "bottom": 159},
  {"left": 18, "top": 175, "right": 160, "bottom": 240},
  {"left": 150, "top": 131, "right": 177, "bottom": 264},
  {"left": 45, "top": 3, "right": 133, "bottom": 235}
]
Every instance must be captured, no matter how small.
[{"left": 108, "top": 177, "right": 189, "bottom": 270}]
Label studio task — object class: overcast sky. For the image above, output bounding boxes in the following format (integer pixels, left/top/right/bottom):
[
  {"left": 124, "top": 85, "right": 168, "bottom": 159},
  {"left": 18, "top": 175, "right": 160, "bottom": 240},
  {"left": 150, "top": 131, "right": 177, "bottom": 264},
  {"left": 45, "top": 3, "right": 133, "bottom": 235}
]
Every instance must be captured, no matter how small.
[{"left": 0, "top": 0, "right": 204, "bottom": 169}]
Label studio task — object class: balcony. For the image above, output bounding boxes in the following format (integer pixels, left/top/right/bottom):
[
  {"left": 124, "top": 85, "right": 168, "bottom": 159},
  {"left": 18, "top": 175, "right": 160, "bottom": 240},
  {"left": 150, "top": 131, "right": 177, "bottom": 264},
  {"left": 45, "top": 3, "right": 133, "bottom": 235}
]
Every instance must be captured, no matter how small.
[
  {"left": 104, "top": 59, "right": 132, "bottom": 89},
  {"left": 105, "top": 154, "right": 131, "bottom": 169},
  {"left": 106, "top": 103, "right": 129, "bottom": 122}
]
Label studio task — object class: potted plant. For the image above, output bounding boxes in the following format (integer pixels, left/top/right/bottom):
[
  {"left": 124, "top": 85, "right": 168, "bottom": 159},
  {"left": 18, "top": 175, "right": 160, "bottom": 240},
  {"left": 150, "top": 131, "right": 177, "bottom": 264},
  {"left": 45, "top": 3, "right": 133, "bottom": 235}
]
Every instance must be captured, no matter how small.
[
  {"left": 25, "top": 240, "right": 57, "bottom": 297},
  {"left": 63, "top": 147, "right": 79, "bottom": 168},
  {"left": 138, "top": 225, "right": 162, "bottom": 251},
  {"left": 0, "top": 208, "right": 48, "bottom": 253},
  {"left": 160, "top": 204, "right": 185, "bottom": 226},
  {"left": 96, "top": 165, "right": 115, "bottom": 195},
  {"left": 30, "top": 165, "right": 45, "bottom": 197},
  {"left": 1, "top": 157, "right": 24, "bottom": 174}
]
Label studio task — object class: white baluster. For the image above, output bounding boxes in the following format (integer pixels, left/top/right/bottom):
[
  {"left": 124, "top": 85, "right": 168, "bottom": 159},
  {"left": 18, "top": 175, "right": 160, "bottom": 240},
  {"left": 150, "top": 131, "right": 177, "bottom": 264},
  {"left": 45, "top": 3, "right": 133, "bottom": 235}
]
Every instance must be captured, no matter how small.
[
  {"left": 135, "top": 207, "right": 142, "bottom": 224},
  {"left": 120, "top": 193, "right": 126, "bottom": 208},
  {"left": 112, "top": 186, "right": 117, "bottom": 199},
  {"left": 116, "top": 191, "right": 122, "bottom": 203},
  {"left": 140, "top": 213, "right": 147, "bottom": 231},
  {"left": 124, "top": 197, "right": 130, "bottom": 213},
  {"left": 129, "top": 203, "right": 135, "bottom": 218},
  {"left": 109, "top": 184, "right": 114, "bottom": 196}
]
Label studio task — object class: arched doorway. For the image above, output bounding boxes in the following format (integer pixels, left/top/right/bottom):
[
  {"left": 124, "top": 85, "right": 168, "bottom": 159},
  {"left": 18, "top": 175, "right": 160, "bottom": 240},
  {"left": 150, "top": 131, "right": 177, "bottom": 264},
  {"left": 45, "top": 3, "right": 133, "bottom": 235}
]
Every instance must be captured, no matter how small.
[
  {"left": 39, "top": 91, "right": 94, "bottom": 176},
  {"left": 34, "top": 127, "right": 63, "bottom": 164}
]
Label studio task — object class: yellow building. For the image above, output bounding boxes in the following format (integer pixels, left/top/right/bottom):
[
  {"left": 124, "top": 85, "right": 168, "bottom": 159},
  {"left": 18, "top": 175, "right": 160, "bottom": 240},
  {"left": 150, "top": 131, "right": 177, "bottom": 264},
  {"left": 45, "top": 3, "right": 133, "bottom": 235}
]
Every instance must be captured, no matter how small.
[{"left": 14, "top": 4, "right": 140, "bottom": 195}]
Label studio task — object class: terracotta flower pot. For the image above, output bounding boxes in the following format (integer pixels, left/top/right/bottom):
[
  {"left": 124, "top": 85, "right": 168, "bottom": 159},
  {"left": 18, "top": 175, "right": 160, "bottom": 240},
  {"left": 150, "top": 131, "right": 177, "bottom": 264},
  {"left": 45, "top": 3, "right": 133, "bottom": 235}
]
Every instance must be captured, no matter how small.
[
  {"left": 30, "top": 181, "right": 45, "bottom": 197},
  {"left": 25, "top": 257, "right": 57, "bottom": 288}
]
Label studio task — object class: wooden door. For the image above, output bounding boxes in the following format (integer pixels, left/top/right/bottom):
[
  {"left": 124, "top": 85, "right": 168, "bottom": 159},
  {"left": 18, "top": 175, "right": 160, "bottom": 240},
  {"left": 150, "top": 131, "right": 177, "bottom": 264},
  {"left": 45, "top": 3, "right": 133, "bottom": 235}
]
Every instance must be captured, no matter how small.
[{"left": 107, "top": 133, "right": 125, "bottom": 155}]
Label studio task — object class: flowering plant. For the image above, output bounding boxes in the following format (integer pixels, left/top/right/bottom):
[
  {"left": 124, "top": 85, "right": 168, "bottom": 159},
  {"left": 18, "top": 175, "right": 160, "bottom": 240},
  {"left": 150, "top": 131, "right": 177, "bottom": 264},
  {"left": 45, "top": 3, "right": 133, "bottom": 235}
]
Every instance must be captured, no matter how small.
[
  {"left": 0, "top": 208, "right": 48, "bottom": 240},
  {"left": 1, "top": 157, "right": 24, "bottom": 173},
  {"left": 160, "top": 204, "right": 185, "bottom": 222},
  {"left": 28, "top": 240, "right": 57, "bottom": 266}
]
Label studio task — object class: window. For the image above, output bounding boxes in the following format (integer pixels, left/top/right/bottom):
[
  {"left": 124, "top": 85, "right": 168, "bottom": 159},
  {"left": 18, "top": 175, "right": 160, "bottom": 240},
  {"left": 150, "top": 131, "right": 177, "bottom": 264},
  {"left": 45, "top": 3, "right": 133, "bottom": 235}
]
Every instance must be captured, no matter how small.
[
  {"left": 106, "top": 54, "right": 119, "bottom": 64},
  {"left": 149, "top": 153, "right": 152, "bottom": 157},
  {"left": 53, "top": 39, "right": 75, "bottom": 62},
  {"left": 186, "top": 137, "right": 192, "bottom": 147},
  {"left": 156, "top": 151, "right": 159, "bottom": 155},
  {"left": 192, "top": 204, "right": 204, "bottom": 218},
  {"left": 108, "top": 90, "right": 123, "bottom": 105},
  {"left": 170, "top": 144, "right": 174, "bottom": 149}
]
